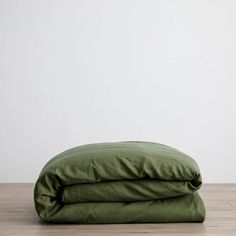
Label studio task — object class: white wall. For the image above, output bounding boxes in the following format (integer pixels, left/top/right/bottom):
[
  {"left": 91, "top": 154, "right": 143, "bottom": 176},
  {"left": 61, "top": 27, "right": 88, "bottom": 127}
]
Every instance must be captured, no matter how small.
[{"left": 0, "top": 0, "right": 236, "bottom": 183}]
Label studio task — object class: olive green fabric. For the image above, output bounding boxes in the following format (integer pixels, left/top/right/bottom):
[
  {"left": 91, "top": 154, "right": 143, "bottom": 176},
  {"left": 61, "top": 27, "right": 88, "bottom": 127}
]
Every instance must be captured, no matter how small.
[{"left": 34, "top": 141, "right": 206, "bottom": 223}]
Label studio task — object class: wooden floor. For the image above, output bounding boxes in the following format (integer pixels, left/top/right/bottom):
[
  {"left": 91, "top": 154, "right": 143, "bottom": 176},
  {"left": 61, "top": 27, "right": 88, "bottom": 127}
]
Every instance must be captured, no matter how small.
[{"left": 0, "top": 184, "right": 236, "bottom": 236}]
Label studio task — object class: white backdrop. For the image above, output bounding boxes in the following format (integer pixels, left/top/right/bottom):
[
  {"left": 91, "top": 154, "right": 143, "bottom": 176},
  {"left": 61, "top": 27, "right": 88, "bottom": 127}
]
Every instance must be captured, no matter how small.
[{"left": 0, "top": 0, "right": 235, "bottom": 183}]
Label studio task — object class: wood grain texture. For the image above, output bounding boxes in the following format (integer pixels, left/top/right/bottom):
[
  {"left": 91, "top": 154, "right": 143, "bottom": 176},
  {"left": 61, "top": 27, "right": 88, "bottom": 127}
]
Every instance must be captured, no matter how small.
[{"left": 0, "top": 183, "right": 236, "bottom": 236}]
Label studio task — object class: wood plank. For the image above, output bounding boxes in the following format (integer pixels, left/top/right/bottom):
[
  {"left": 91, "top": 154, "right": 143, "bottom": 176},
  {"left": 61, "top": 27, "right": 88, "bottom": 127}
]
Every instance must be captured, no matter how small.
[{"left": 0, "top": 183, "right": 236, "bottom": 236}]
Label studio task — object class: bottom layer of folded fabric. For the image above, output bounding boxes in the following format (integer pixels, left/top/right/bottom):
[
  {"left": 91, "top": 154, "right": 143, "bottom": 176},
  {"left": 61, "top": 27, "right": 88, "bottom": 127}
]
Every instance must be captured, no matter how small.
[{"left": 40, "top": 192, "right": 205, "bottom": 223}]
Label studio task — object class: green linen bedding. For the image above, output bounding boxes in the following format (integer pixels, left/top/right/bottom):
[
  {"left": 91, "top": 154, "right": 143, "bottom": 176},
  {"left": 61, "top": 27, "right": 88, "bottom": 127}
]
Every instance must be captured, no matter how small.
[{"left": 34, "top": 141, "right": 206, "bottom": 223}]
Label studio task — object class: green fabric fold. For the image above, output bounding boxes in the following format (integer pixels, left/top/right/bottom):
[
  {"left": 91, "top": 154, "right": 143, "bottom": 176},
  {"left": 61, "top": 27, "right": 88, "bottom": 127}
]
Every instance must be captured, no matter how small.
[{"left": 34, "top": 141, "right": 206, "bottom": 223}]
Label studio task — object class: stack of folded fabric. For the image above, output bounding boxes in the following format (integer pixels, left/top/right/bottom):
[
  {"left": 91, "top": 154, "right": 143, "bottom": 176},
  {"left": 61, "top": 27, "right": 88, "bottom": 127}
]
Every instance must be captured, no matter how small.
[{"left": 34, "top": 141, "right": 206, "bottom": 223}]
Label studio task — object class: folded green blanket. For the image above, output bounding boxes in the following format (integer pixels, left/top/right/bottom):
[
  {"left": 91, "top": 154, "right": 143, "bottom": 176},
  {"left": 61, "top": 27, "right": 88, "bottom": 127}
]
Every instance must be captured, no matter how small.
[{"left": 34, "top": 141, "right": 206, "bottom": 223}]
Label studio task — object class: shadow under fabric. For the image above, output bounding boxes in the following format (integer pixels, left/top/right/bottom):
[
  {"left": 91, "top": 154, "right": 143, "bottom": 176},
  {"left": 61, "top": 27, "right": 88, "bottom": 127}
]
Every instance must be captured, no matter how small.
[{"left": 34, "top": 141, "right": 206, "bottom": 223}]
